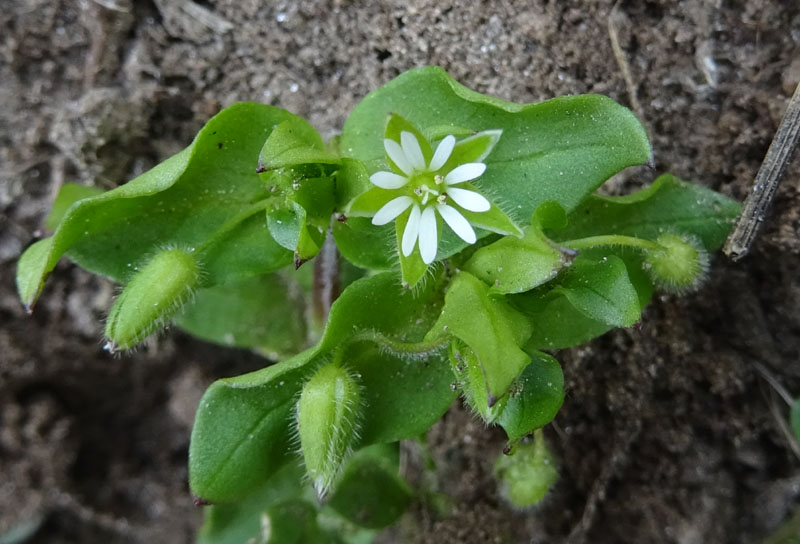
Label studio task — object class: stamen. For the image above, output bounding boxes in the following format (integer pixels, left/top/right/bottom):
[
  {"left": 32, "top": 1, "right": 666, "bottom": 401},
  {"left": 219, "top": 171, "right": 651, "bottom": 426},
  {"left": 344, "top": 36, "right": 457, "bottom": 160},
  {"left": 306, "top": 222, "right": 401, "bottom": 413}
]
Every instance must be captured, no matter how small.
[{"left": 434, "top": 174, "right": 445, "bottom": 185}]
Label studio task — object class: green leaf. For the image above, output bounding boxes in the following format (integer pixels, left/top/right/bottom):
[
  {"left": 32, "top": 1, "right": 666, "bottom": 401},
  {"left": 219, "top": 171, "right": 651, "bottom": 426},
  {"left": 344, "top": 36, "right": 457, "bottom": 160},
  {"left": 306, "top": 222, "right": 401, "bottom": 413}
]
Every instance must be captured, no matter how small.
[
  {"left": 197, "top": 461, "right": 307, "bottom": 544},
  {"left": 267, "top": 201, "right": 326, "bottom": 261},
  {"left": 335, "top": 158, "right": 372, "bottom": 210},
  {"left": 258, "top": 117, "right": 338, "bottom": 171},
  {"left": 189, "top": 271, "right": 450, "bottom": 503},
  {"left": 341, "top": 66, "right": 651, "bottom": 259},
  {"left": 498, "top": 352, "right": 565, "bottom": 443},
  {"left": 792, "top": 399, "right": 800, "bottom": 444},
  {"left": 555, "top": 254, "right": 641, "bottom": 327},
  {"left": 189, "top": 346, "right": 321, "bottom": 503},
  {"left": 531, "top": 200, "right": 568, "bottom": 230},
  {"left": 332, "top": 217, "right": 394, "bottom": 270},
  {"left": 427, "top": 272, "right": 533, "bottom": 401},
  {"left": 513, "top": 251, "right": 650, "bottom": 350},
  {"left": 464, "top": 228, "right": 567, "bottom": 294},
  {"left": 260, "top": 500, "right": 327, "bottom": 544},
  {"left": 345, "top": 341, "right": 456, "bottom": 445},
  {"left": 177, "top": 272, "right": 308, "bottom": 359},
  {"left": 17, "top": 102, "right": 297, "bottom": 308},
  {"left": 551, "top": 174, "right": 740, "bottom": 250},
  {"left": 319, "top": 271, "right": 443, "bottom": 349},
  {"left": 44, "top": 183, "right": 105, "bottom": 230},
  {"left": 328, "top": 444, "right": 413, "bottom": 529}
]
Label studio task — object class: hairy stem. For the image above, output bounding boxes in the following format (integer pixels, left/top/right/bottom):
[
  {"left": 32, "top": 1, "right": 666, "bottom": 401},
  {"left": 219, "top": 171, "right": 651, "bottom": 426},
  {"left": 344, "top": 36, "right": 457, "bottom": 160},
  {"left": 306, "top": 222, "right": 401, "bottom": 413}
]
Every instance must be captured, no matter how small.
[{"left": 562, "top": 234, "right": 661, "bottom": 251}]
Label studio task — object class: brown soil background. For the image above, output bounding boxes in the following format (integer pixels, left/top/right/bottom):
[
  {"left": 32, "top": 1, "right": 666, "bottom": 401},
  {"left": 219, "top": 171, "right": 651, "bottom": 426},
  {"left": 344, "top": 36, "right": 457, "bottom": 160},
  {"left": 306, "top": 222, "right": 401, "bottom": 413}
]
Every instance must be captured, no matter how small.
[{"left": 2, "top": 1, "right": 799, "bottom": 542}]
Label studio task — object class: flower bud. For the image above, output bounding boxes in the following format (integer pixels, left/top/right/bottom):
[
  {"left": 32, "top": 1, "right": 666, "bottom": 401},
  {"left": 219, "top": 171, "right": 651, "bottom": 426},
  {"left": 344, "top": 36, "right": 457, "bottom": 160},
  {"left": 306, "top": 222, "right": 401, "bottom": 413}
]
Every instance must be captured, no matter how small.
[
  {"left": 494, "top": 432, "right": 558, "bottom": 508},
  {"left": 296, "top": 362, "right": 361, "bottom": 498},
  {"left": 105, "top": 249, "right": 200, "bottom": 350},
  {"left": 643, "top": 233, "right": 709, "bottom": 293}
]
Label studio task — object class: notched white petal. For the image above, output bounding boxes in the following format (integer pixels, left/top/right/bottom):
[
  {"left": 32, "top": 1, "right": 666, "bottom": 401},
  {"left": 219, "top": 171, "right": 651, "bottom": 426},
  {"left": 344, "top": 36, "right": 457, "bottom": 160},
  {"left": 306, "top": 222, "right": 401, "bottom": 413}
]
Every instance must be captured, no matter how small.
[
  {"left": 400, "top": 131, "right": 426, "bottom": 171},
  {"left": 437, "top": 204, "right": 476, "bottom": 244},
  {"left": 372, "top": 196, "right": 413, "bottom": 225},
  {"left": 402, "top": 204, "right": 422, "bottom": 257},
  {"left": 370, "top": 171, "right": 410, "bottom": 190},
  {"left": 447, "top": 187, "right": 491, "bottom": 212},
  {"left": 429, "top": 135, "right": 456, "bottom": 171},
  {"left": 444, "top": 163, "right": 487, "bottom": 185},
  {"left": 418, "top": 206, "right": 438, "bottom": 264},
  {"left": 384, "top": 139, "right": 413, "bottom": 175}
]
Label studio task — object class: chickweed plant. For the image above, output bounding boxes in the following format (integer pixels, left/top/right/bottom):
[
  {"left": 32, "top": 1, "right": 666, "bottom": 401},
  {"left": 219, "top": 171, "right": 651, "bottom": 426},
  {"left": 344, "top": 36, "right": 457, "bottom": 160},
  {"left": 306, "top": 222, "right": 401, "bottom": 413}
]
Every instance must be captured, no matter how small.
[{"left": 17, "top": 67, "right": 739, "bottom": 542}]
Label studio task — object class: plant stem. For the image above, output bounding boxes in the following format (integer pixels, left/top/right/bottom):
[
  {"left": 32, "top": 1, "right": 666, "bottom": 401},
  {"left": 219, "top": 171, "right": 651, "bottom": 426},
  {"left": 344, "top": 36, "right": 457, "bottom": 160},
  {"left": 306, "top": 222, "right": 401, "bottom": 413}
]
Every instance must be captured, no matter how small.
[
  {"left": 562, "top": 234, "right": 661, "bottom": 251},
  {"left": 347, "top": 330, "right": 450, "bottom": 357},
  {"left": 313, "top": 229, "right": 340, "bottom": 328}
]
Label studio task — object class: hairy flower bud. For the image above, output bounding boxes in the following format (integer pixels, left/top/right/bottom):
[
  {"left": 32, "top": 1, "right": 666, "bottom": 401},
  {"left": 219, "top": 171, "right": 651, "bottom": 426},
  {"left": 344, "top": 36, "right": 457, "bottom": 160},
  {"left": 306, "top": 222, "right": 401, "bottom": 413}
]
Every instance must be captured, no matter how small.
[
  {"left": 296, "top": 362, "right": 361, "bottom": 498},
  {"left": 643, "top": 233, "right": 709, "bottom": 293},
  {"left": 494, "top": 432, "right": 558, "bottom": 508},
  {"left": 105, "top": 249, "right": 200, "bottom": 350}
]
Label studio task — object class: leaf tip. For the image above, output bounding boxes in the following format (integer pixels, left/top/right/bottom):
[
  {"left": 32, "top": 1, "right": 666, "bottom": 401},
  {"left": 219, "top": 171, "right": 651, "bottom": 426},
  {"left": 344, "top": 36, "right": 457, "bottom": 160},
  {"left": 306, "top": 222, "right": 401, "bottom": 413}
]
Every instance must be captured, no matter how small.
[{"left": 294, "top": 254, "right": 310, "bottom": 270}]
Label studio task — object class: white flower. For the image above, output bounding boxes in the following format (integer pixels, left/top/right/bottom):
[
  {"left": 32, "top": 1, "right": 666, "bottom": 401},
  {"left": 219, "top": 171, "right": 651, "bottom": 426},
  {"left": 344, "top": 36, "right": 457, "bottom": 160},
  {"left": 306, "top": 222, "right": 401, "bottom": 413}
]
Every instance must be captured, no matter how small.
[{"left": 370, "top": 131, "right": 494, "bottom": 264}]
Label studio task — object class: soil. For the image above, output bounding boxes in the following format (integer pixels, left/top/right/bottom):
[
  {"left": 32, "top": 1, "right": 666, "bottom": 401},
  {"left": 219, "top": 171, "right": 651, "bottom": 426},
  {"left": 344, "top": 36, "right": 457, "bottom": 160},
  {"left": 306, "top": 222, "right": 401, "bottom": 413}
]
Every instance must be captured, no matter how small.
[{"left": 1, "top": 0, "right": 799, "bottom": 543}]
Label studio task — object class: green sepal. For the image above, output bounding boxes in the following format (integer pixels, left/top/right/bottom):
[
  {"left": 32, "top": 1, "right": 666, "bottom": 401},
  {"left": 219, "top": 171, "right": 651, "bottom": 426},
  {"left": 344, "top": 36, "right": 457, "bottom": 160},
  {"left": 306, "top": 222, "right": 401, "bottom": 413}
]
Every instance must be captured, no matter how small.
[
  {"left": 451, "top": 182, "right": 522, "bottom": 238},
  {"left": 498, "top": 352, "right": 565, "bottom": 443},
  {"left": 792, "top": 399, "right": 800, "bottom": 444},
  {"left": 449, "top": 340, "right": 508, "bottom": 423},
  {"left": 105, "top": 248, "right": 200, "bottom": 350},
  {"left": 437, "top": 129, "right": 502, "bottom": 174},
  {"left": 385, "top": 113, "right": 433, "bottom": 167},
  {"left": 297, "top": 363, "right": 362, "bottom": 497},
  {"left": 345, "top": 186, "right": 396, "bottom": 217},
  {"left": 396, "top": 207, "right": 430, "bottom": 287},
  {"left": 427, "top": 272, "right": 533, "bottom": 401},
  {"left": 494, "top": 434, "right": 559, "bottom": 508}
]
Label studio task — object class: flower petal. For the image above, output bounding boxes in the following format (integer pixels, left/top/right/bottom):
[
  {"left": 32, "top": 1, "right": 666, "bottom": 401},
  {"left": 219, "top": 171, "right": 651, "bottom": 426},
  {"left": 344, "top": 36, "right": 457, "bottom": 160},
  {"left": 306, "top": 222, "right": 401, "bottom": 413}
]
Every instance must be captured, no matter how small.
[
  {"left": 401, "top": 131, "right": 426, "bottom": 171},
  {"left": 372, "top": 196, "right": 414, "bottom": 225},
  {"left": 429, "top": 135, "right": 456, "bottom": 171},
  {"left": 401, "top": 204, "right": 422, "bottom": 257},
  {"left": 437, "top": 204, "right": 476, "bottom": 244},
  {"left": 384, "top": 139, "right": 413, "bottom": 175},
  {"left": 444, "top": 163, "right": 486, "bottom": 185},
  {"left": 418, "top": 206, "right": 438, "bottom": 264},
  {"left": 370, "top": 171, "right": 410, "bottom": 190},
  {"left": 447, "top": 187, "right": 491, "bottom": 212}
]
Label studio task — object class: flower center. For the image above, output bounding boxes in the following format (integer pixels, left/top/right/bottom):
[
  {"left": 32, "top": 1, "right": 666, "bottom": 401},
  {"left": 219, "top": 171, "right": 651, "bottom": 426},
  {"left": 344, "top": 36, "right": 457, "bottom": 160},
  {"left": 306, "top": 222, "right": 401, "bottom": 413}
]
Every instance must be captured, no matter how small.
[{"left": 410, "top": 173, "right": 443, "bottom": 206}]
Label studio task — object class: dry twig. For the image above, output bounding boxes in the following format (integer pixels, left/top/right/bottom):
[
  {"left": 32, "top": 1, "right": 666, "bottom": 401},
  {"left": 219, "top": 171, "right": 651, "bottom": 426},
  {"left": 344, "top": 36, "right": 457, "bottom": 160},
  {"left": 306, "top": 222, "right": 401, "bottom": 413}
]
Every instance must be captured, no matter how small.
[{"left": 724, "top": 82, "right": 800, "bottom": 260}]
